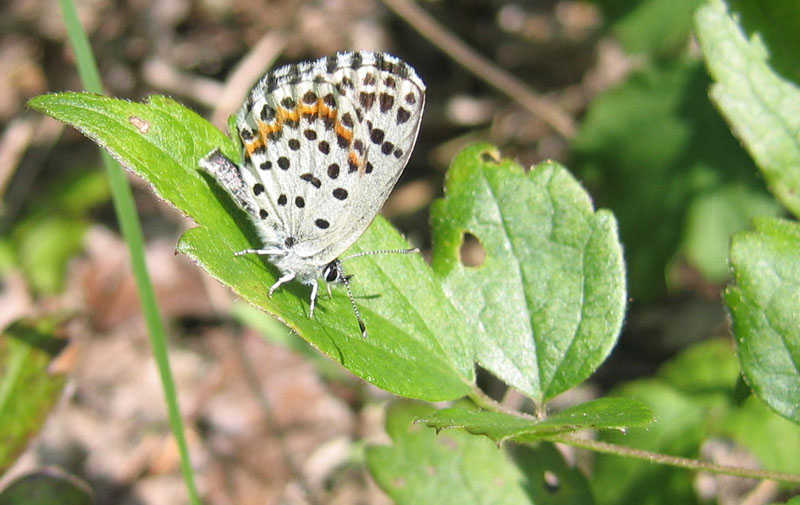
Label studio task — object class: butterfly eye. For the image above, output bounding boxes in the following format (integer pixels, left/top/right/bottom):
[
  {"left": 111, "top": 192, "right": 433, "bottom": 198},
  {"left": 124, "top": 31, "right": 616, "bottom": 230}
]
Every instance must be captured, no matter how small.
[{"left": 323, "top": 262, "right": 339, "bottom": 282}]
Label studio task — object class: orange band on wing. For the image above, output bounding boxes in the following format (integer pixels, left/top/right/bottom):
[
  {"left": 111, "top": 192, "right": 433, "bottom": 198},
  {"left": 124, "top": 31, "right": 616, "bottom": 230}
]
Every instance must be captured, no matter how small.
[
  {"left": 335, "top": 123, "right": 353, "bottom": 143},
  {"left": 244, "top": 97, "right": 350, "bottom": 157}
]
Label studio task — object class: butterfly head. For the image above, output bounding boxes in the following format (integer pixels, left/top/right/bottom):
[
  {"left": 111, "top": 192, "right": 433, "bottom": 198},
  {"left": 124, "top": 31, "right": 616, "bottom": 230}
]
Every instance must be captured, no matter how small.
[{"left": 322, "top": 259, "right": 354, "bottom": 285}]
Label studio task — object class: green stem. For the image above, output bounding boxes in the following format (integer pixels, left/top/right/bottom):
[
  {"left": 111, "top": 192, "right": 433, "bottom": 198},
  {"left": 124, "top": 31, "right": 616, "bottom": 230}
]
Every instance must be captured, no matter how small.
[
  {"left": 467, "top": 385, "right": 539, "bottom": 419},
  {"left": 550, "top": 434, "right": 800, "bottom": 484},
  {"left": 58, "top": 1, "right": 201, "bottom": 503}
]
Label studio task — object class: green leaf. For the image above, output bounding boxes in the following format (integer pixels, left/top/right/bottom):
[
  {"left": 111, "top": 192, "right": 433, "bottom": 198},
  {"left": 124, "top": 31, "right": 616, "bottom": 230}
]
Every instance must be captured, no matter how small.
[
  {"left": 726, "top": 0, "right": 800, "bottom": 84},
  {"left": 591, "top": 381, "right": 708, "bottom": 505},
  {"left": 682, "top": 184, "right": 782, "bottom": 280},
  {"left": 0, "top": 240, "right": 14, "bottom": 273},
  {"left": 657, "top": 338, "right": 741, "bottom": 394},
  {"left": 28, "top": 92, "right": 474, "bottom": 401},
  {"left": 15, "top": 217, "right": 87, "bottom": 295},
  {"left": 590, "top": 340, "right": 743, "bottom": 505},
  {"left": 594, "top": 0, "right": 703, "bottom": 56},
  {"left": 725, "top": 217, "right": 800, "bottom": 422},
  {"left": 592, "top": 339, "right": 798, "bottom": 504},
  {"left": 367, "top": 401, "right": 593, "bottom": 505},
  {"left": 510, "top": 444, "right": 594, "bottom": 505},
  {"left": 0, "top": 317, "right": 68, "bottom": 474},
  {"left": 421, "top": 398, "right": 653, "bottom": 443},
  {"left": 0, "top": 471, "right": 92, "bottom": 505},
  {"left": 431, "top": 144, "right": 626, "bottom": 403},
  {"left": 10, "top": 168, "right": 109, "bottom": 294},
  {"left": 178, "top": 218, "right": 473, "bottom": 400},
  {"left": 572, "top": 60, "right": 762, "bottom": 300},
  {"left": 27, "top": 93, "right": 234, "bottom": 229},
  {"left": 721, "top": 395, "right": 800, "bottom": 474},
  {"left": 695, "top": 0, "right": 800, "bottom": 218}
]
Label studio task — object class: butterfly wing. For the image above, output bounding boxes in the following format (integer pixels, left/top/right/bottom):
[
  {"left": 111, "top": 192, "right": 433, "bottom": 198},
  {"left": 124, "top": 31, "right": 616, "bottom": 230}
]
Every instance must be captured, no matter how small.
[{"left": 235, "top": 51, "right": 425, "bottom": 264}]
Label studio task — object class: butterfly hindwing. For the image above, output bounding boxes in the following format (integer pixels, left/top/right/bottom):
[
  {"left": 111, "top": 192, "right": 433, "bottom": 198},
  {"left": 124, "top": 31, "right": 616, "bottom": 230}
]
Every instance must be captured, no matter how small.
[{"left": 316, "top": 57, "right": 426, "bottom": 261}]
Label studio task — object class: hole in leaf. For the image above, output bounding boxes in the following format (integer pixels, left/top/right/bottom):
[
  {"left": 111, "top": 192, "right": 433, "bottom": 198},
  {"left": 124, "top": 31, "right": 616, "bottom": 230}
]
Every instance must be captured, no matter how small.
[
  {"left": 476, "top": 365, "right": 508, "bottom": 401},
  {"left": 459, "top": 232, "right": 485, "bottom": 267}
]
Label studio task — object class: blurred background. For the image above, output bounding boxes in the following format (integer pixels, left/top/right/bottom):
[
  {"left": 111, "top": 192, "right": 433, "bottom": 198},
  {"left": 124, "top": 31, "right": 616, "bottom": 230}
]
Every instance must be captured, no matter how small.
[{"left": 0, "top": 0, "right": 783, "bottom": 504}]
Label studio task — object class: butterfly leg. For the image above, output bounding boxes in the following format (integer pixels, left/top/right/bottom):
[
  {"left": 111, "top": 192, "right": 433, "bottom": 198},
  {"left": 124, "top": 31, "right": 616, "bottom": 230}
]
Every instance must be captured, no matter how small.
[
  {"left": 308, "top": 279, "right": 319, "bottom": 318},
  {"left": 268, "top": 272, "right": 296, "bottom": 297}
]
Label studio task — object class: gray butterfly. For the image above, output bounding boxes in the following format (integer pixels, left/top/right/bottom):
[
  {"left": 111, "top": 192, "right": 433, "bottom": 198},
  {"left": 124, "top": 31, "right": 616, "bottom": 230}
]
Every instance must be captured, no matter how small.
[{"left": 200, "top": 51, "right": 426, "bottom": 336}]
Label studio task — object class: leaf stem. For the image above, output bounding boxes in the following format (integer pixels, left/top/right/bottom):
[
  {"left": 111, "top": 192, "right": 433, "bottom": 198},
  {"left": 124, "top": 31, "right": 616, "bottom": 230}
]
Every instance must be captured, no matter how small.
[
  {"left": 467, "top": 386, "right": 539, "bottom": 419},
  {"left": 550, "top": 434, "right": 800, "bottom": 484},
  {"left": 469, "top": 388, "right": 800, "bottom": 484}
]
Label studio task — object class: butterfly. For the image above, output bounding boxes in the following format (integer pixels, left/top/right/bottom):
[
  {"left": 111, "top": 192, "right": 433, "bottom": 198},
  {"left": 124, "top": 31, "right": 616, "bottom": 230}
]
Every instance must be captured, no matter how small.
[{"left": 200, "top": 51, "right": 426, "bottom": 337}]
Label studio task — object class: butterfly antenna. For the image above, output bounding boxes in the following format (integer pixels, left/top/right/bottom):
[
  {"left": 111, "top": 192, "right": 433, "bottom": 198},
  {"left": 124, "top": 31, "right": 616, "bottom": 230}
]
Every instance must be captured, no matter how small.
[
  {"left": 341, "top": 248, "right": 419, "bottom": 262},
  {"left": 337, "top": 248, "right": 418, "bottom": 338},
  {"left": 338, "top": 264, "right": 368, "bottom": 338}
]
